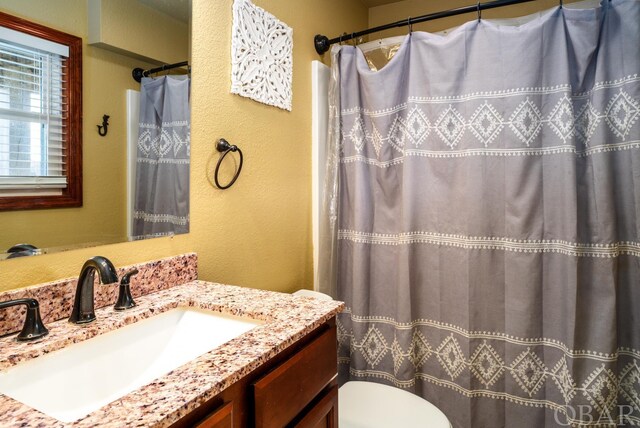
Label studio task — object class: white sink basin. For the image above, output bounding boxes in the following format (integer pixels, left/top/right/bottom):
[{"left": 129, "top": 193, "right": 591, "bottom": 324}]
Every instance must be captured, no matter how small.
[{"left": 0, "top": 307, "right": 262, "bottom": 422}]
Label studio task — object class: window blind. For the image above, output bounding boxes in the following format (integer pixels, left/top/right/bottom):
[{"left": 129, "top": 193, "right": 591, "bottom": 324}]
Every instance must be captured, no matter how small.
[{"left": 0, "top": 27, "right": 69, "bottom": 190}]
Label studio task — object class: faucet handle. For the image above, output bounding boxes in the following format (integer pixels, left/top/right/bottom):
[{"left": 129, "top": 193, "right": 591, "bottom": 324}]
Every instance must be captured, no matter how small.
[
  {"left": 0, "top": 298, "right": 49, "bottom": 341},
  {"left": 114, "top": 268, "right": 138, "bottom": 311}
]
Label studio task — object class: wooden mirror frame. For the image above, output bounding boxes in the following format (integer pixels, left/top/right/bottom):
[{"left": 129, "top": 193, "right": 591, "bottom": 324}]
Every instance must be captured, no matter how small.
[{"left": 0, "top": 11, "right": 82, "bottom": 211}]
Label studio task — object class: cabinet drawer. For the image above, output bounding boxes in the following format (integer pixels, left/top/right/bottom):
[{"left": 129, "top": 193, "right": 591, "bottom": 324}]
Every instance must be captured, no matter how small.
[
  {"left": 195, "top": 401, "right": 233, "bottom": 428},
  {"left": 253, "top": 326, "right": 337, "bottom": 428}
]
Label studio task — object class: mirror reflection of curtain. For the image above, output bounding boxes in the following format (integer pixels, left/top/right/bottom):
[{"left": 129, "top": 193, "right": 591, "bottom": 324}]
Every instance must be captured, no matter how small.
[
  {"left": 321, "top": 1, "right": 640, "bottom": 427},
  {"left": 133, "top": 76, "right": 190, "bottom": 239}
]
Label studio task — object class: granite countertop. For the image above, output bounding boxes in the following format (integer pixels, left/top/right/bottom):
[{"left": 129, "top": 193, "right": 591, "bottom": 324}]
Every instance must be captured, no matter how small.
[{"left": 0, "top": 281, "right": 344, "bottom": 427}]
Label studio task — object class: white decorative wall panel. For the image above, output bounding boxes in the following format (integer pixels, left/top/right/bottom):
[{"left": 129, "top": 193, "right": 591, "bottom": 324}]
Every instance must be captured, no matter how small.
[{"left": 231, "top": 0, "right": 293, "bottom": 111}]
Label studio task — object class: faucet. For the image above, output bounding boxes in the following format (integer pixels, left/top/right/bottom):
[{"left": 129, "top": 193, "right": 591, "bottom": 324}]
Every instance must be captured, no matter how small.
[
  {"left": 0, "top": 298, "right": 49, "bottom": 341},
  {"left": 68, "top": 256, "right": 118, "bottom": 324},
  {"left": 6, "top": 243, "right": 39, "bottom": 259}
]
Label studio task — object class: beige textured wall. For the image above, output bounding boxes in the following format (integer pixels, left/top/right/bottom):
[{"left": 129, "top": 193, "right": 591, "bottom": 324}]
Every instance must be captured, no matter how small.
[
  {"left": 0, "top": 0, "right": 367, "bottom": 293},
  {"left": 368, "top": 0, "right": 583, "bottom": 39}
]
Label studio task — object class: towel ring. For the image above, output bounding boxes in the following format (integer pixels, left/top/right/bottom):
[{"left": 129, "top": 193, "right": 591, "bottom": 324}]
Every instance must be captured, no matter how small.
[{"left": 214, "top": 138, "right": 243, "bottom": 189}]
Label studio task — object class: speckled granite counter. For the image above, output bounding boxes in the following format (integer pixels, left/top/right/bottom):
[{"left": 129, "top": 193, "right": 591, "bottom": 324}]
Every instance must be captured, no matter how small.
[{"left": 0, "top": 281, "right": 344, "bottom": 427}]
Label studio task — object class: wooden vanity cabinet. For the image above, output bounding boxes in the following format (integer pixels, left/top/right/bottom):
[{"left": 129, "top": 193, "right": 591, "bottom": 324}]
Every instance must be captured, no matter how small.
[{"left": 171, "top": 318, "right": 338, "bottom": 428}]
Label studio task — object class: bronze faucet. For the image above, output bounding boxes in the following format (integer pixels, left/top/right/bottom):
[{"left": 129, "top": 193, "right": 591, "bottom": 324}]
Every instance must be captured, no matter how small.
[{"left": 68, "top": 256, "right": 118, "bottom": 324}]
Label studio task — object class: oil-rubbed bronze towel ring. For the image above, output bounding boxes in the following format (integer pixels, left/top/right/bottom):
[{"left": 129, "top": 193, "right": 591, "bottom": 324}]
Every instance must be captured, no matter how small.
[{"left": 214, "top": 138, "right": 243, "bottom": 189}]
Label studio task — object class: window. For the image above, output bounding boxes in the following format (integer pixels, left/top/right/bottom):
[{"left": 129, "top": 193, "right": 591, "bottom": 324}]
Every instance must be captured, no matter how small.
[{"left": 0, "top": 12, "right": 81, "bottom": 211}]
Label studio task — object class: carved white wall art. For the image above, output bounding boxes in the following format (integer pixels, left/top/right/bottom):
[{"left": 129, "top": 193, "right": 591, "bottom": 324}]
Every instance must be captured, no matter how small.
[{"left": 231, "top": 0, "right": 293, "bottom": 111}]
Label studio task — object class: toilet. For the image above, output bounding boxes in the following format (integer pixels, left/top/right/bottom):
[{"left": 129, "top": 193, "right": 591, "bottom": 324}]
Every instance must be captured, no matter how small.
[
  {"left": 293, "top": 290, "right": 452, "bottom": 428},
  {"left": 339, "top": 381, "right": 451, "bottom": 428}
]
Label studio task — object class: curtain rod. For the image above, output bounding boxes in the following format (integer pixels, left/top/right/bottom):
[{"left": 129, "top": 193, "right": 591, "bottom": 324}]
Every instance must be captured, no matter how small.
[
  {"left": 314, "top": 0, "right": 536, "bottom": 54},
  {"left": 132, "top": 61, "right": 190, "bottom": 83}
]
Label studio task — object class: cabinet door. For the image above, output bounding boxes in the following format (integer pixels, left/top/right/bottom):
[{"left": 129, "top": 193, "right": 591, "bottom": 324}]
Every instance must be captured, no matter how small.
[
  {"left": 253, "top": 326, "right": 338, "bottom": 428},
  {"left": 291, "top": 384, "right": 338, "bottom": 428},
  {"left": 195, "top": 402, "right": 233, "bottom": 428}
]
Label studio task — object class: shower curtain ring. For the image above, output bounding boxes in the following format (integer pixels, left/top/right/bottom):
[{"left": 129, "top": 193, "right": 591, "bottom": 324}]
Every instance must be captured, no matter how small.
[
  {"left": 407, "top": 17, "right": 413, "bottom": 34},
  {"left": 477, "top": 1, "right": 482, "bottom": 21},
  {"left": 351, "top": 33, "right": 357, "bottom": 46},
  {"left": 559, "top": 0, "right": 563, "bottom": 7}
]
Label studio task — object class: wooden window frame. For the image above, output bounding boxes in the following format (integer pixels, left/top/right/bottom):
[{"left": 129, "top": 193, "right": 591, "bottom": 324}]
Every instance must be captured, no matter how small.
[{"left": 0, "top": 11, "right": 82, "bottom": 211}]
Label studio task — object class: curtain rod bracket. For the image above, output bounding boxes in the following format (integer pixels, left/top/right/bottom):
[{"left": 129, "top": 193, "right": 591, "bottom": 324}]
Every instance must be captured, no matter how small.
[
  {"left": 132, "top": 68, "right": 145, "bottom": 83},
  {"left": 314, "top": 35, "right": 330, "bottom": 55}
]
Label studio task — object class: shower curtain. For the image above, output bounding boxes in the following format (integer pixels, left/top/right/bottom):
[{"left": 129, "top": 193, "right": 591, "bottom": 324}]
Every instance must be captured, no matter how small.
[
  {"left": 134, "top": 75, "right": 190, "bottom": 239},
  {"left": 320, "top": 1, "right": 640, "bottom": 427}
]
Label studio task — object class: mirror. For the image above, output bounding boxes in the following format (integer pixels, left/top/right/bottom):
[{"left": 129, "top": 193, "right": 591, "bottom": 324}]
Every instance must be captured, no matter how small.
[{"left": 0, "top": 0, "right": 191, "bottom": 260}]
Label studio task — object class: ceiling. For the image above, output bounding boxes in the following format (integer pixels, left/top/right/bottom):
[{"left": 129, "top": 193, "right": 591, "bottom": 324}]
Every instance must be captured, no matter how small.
[
  {"left": 137, "top": 0, "right": 403, "bottom": 22},
  {"left": 360, "top": 0, "right": 406, "bottom": 7}
]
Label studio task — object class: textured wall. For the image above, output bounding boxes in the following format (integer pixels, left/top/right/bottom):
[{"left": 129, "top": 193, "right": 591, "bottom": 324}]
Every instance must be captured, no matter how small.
[{"left": 0, "top": 0, "right": 367, "bottom": 293}]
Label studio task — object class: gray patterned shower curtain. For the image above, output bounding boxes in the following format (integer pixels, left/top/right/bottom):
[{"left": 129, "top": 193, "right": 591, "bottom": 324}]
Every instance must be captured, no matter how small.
[
  {"left": 320, "top": 1, "right": 640, "bottom": 427},
  {"left": 134, "top": 75, "right": 190, "bottom": 239}
]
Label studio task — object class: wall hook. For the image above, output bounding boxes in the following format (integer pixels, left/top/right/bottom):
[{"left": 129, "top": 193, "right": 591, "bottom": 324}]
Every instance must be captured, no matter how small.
[{"left": 97, "top": 115, "right": 110, "bottom": 137}]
